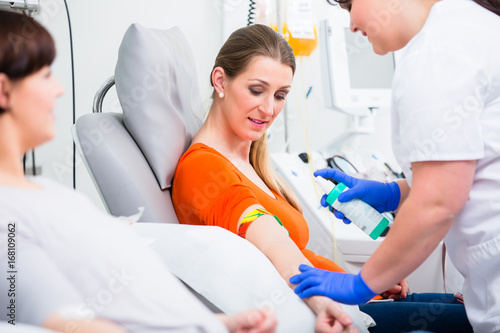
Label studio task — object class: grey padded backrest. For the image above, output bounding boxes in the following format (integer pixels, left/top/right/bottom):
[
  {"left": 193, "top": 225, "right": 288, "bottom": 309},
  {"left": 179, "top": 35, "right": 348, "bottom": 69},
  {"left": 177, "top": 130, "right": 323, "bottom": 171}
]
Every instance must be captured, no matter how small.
[
  {"left": 115, "top": 24, "right": 203, "bottom": 190},
  {"left": 73, "top": 112, "right": 177, "bottom": 223},
  {"left": 73, "top": 24, "right": 205, "bottom": 222},
  {"left": 73, "top": 113, "right": 223, "bottom": 311}
]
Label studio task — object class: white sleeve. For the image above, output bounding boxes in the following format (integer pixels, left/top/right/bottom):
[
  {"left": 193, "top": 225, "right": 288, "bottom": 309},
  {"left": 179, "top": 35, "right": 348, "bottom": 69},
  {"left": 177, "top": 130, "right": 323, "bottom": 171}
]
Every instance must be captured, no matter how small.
[
  {"left": 0, "top": 245, "right": 84, "bottom": 326},
  {"left": 393, "top": 46, "right": 488, "bottom": 163}
]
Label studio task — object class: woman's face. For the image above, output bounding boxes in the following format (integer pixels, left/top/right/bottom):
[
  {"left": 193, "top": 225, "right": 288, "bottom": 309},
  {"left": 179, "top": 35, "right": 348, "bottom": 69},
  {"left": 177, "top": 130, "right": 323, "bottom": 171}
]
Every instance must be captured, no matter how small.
[
  {"left": 9, "top": 66, "right": 63, "bottom": 148},
  {"left": 221, "top": 56, "right": 293, "bottom": 143},
  {"left": 341, "top": 0, "right": 405, "bottom": 55}
]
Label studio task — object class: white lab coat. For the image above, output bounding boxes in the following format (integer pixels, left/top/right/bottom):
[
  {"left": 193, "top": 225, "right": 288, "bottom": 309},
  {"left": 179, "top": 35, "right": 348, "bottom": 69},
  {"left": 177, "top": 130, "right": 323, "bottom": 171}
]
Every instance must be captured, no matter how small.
[{"left": 391, "top": 0, "right": 500, "bottom": 331}]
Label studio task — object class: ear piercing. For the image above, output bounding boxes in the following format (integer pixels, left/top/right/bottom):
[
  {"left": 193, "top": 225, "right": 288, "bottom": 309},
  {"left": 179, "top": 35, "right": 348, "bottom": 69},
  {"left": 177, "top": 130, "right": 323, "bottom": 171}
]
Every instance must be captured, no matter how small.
[{"left": 218, "top": 92, "right": 225, "bottom": 99}]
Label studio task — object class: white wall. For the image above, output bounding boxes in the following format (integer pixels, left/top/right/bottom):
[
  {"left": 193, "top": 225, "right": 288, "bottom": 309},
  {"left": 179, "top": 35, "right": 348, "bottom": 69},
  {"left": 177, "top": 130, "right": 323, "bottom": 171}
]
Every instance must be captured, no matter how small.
[
  {"left": 223, "top": 1, "right": 397, "bottom": 170},
  {"left": 34, "top": 0, "right": 226, "bottom": 210},
  {"left": 33, "top": 0, "right": 396, "bottom": 212}
]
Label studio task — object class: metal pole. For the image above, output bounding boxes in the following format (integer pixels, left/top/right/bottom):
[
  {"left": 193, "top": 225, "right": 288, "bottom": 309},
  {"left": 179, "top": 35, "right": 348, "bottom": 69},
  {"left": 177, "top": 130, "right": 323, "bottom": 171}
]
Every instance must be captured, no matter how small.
[{"left": 277, "top": 0, "right": 291, "bottom": 152}]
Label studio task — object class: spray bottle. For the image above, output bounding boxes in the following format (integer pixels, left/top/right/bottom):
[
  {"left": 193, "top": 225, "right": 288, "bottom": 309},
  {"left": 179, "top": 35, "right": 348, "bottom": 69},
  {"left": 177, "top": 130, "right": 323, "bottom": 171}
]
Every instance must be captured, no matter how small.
[{"left": 315, "top": 176, "right": 389, "bottom": 240}]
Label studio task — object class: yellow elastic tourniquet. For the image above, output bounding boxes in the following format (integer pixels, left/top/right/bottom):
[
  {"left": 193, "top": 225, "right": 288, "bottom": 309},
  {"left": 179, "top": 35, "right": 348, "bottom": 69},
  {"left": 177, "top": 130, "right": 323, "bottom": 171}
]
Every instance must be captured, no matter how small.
[{"left": 237, "top": 208, "right": 287, "bottom": 238}]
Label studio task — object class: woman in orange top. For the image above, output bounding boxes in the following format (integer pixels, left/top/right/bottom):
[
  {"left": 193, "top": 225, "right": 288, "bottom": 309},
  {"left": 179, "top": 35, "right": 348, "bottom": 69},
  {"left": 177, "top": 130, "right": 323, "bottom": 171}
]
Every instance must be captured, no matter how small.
[
  {"left": 173, "top": 24, "right": 356, "bottom": 332},
  {"left": 174, "top": 142, "right": 344, "bottom": 273}
]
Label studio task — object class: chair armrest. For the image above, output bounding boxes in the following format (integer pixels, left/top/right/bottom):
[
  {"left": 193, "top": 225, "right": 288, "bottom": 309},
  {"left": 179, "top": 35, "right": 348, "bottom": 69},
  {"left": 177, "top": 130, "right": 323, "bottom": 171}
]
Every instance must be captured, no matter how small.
[{"left": 131, "top": 223, "right": 372, "bottom": 333}]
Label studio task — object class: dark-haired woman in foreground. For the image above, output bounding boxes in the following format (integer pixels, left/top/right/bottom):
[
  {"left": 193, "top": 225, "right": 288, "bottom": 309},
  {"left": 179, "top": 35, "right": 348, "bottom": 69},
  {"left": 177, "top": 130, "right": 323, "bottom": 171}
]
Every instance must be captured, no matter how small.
[{"left": 0, "top": 9, "right": 275, "bottom": 333}]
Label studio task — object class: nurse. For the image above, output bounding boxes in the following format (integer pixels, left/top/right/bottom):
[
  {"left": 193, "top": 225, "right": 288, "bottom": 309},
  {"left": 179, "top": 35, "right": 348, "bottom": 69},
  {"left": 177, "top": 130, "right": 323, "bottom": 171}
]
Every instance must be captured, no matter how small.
[{"left": 290, "top": 0, "right": 500, "bottom": 332}]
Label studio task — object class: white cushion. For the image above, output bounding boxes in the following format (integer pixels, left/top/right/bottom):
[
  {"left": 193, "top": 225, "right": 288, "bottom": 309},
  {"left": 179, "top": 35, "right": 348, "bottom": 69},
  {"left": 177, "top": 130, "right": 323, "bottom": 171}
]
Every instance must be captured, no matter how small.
[
  {"left": 115, "top": 24, "right": 202, "bottom": 189},
  {"left": 131, "top": 223, "right": 372, "bottom": 333}
]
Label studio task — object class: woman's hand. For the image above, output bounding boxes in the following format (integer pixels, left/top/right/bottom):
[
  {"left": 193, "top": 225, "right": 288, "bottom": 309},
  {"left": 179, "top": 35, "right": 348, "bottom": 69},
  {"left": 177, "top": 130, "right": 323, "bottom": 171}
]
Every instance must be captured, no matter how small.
[
  {"left": 315, "top": 301, "right": 358, "bottom": 333},
  {"left": 381, "top": 278, "right": 409, "bottom": 300},
  {"left": 298, "top": 293, "right": 356, "bottom": 333},
  {"left": 218, "top": 308, "right": 277, "bottom": 333}
]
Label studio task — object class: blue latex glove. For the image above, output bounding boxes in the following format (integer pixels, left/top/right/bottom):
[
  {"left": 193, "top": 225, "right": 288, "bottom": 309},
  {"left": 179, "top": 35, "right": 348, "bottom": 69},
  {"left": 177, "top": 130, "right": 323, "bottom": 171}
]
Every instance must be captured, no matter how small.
[
  {"left": 315, "top": 169, "right": 401, "bottom": 224},
  {"left": 289, "top": 264, "right": 377, "bottom": 305},
  {"left": 320, "top": 194, "right": 352, "bottom": 224}
]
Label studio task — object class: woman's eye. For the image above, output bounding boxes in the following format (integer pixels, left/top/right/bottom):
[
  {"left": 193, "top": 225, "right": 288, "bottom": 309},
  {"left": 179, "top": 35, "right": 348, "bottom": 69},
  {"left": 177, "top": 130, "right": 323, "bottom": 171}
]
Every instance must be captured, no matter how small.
[
  {"left": 275, "top": 94, "right": 286, "bottom": 100},
  {"left": 250, "top": 88, "right": 263, "bottom": 95}
]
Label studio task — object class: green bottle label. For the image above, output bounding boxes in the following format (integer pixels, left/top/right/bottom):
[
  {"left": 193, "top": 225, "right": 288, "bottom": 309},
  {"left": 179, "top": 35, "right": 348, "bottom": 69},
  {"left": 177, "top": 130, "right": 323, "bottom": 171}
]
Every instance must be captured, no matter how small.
[
  {"left": 325, "top": 182, "right": 347, "bottom": 206},
  {"left": 324, "top": 182, "right": 389, "bottom": 240}
]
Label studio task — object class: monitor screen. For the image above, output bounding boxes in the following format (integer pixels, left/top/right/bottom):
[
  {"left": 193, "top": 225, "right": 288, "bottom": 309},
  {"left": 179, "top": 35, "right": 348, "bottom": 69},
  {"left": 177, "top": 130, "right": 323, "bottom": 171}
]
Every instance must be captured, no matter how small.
[
  {"left": 320, "top": 17, "right": 395, "bottom": 113},
  {"left": 344, "top": 28, "right": 394, "bottom": 90}
]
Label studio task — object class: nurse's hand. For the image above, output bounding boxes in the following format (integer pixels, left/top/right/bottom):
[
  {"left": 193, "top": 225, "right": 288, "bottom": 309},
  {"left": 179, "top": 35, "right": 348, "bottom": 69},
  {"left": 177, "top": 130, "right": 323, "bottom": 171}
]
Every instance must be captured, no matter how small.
[
  {"left": 290, "top": 265, "right": 377, "bottom": 305},
  {"left": 315, "top": 169, "right": 401, "bottom": 215},
  {"left": 320, "top": 194, "right": 352, "bottom": 224}
]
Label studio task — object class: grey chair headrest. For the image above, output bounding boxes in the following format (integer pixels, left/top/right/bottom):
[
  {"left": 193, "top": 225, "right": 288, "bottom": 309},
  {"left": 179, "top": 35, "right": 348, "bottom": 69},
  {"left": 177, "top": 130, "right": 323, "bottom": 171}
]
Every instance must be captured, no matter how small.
[{"left": 115, "top": 24, "right": 203, "bottom": 190}]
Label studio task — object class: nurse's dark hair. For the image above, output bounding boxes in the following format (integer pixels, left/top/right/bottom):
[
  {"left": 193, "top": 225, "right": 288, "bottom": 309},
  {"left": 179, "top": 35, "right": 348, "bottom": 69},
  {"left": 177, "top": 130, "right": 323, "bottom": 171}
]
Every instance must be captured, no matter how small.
[
  {"left": 0, "top": 10, "right": 56, "bottom": 113},
  {"left": 209, "top": 24, "right": 302, "bottom": 213},
  {"left": 325, "top": 0, "right": 500, "bottom": 16},
  {"left": 473, "top": 0, "right": 500, "bottom": 16}
]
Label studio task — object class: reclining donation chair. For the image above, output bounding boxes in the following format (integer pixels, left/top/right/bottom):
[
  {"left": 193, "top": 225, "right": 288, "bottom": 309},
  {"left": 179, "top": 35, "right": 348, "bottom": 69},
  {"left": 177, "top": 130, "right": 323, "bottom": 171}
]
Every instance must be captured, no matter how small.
[{"left": 73, "top": 23, "right": 371, "bottom": 333}]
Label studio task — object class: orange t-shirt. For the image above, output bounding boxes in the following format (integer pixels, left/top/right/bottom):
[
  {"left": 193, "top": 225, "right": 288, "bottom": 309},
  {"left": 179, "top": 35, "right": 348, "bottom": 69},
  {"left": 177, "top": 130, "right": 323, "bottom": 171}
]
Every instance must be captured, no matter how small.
[{"left": 172, "top": 143, "right": 344, "bottom": 273}]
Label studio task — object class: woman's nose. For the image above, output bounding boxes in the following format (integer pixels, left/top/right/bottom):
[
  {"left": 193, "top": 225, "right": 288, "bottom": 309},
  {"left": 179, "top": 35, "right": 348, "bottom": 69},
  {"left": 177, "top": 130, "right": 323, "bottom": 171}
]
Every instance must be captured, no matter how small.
[
  {"left": 53, "top": 77, "right": 65, "bottom": 97},
  {"left": 259, "top": 97, "right": 274, "bottom": 117}
]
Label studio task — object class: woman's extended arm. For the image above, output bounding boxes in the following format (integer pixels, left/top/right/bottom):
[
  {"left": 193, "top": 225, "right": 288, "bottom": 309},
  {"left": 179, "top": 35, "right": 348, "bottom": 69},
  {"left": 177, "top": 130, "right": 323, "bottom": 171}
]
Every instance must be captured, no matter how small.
[
  {"left": 43, "top": 313, "right": 129, "bottom": 333},
  {"left": 44, "top": 308, "right": 278, "bottom": 333},
  {"left": 243, "top": 205, "right": 355, "bottom": 332}
]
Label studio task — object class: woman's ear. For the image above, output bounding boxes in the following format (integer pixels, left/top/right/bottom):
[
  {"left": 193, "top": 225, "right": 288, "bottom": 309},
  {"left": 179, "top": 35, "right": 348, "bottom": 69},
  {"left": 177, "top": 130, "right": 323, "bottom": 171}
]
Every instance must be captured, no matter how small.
[
  {"left": 0, "top": 73, "right": 12, "bottom": 111},
  {"left": 211, "top": 66, "right": 225, "bottom": 96}
]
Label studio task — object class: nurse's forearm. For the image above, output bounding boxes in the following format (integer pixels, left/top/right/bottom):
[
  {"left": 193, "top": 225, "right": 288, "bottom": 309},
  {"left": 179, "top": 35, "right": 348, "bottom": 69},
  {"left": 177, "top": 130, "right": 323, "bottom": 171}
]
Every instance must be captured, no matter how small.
[
  {"left": 395, "top": 179, "right": 410, "bottom": 211},
  {"left": 361, "top": 194, "right": 454, "bottom": 293},
  {"left": 361, "top": 160, "right": 475, "bottom": 293}
]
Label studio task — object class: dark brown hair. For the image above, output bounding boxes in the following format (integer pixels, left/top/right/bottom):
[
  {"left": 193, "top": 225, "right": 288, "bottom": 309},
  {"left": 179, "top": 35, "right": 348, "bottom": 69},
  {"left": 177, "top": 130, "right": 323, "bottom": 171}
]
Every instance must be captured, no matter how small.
[
  {"left": 210, "top": 24, "right": 296, "bottom": 91},
  {"left": 326, "top": 0, "right": 500, "bottom": 16},
  {"left": 0, "top": 10, "right": 56, "bottom": 112}
]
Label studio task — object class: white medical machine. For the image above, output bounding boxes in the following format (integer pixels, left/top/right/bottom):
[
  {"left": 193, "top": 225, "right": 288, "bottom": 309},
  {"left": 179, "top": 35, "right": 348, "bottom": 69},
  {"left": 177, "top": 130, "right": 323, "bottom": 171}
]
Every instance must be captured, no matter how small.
[
  {"left": 320, "top": 15, "right": 394, "bottom": 114},
  {"left": 0, "top": 0, "right": 39, "bottom": 14},
  {"left": 271, "top": 11, "right": 463, "bottom": 293},
  {"left": 318, "top": 11, "right": 395, "bottom": 152}
]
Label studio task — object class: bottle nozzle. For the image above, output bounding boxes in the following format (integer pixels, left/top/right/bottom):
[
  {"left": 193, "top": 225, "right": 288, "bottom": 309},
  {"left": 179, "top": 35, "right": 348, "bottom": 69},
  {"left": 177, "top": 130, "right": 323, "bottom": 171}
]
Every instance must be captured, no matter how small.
[
  {"left": 315, "top": 176, "right": 336, "bottom": 194},
  {"left": 325, "top": 177, "right": 338, "bottom": 185}
]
